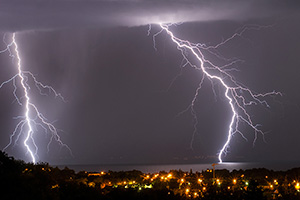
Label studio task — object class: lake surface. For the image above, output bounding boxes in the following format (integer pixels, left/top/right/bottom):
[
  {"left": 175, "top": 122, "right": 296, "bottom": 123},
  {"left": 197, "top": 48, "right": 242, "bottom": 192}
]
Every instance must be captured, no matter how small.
[{"left": 56, "top": 161, "right": 300, "bottom": 173}]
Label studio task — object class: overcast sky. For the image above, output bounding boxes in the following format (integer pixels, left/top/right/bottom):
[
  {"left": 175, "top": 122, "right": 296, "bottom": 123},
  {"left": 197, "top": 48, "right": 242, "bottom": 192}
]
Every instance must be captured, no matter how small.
[
  {"left": 0, "top": 0, "right": 300, "bottom": 165},
  {"left": 0, "top": 0, "right": 299, "bottom": 31}
]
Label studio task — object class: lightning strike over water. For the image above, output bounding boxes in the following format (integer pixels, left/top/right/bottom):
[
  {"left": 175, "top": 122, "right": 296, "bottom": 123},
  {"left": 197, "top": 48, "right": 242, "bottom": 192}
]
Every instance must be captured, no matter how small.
[
  {"left": 0, "top": 33, "right": 72, "bottom": 163},
  {"left": 0, "top": 22, "right": 283, "bottom": 164},
  {"left": 156, "top": 23, "right": 281, "bottom": 163}
]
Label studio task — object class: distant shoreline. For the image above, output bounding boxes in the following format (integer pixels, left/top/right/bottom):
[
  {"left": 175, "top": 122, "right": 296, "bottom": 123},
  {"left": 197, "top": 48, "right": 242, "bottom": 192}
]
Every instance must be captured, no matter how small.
[
  {"left": 2, "top": 151, "right": 300, "bottom": 200},
  {"left": 54, "top": 161, "right": 300, "bottom": 173}
]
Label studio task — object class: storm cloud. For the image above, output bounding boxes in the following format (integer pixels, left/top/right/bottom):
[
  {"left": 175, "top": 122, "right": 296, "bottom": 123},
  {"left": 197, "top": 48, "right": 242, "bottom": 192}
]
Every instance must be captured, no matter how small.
[{"left": 0, "top": 0, "right": 299, "bottom": 32}]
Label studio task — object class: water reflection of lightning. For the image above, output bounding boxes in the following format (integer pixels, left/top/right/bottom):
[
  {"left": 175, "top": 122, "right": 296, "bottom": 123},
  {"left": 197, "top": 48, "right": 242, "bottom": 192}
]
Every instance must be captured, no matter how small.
[
  {"left": 0, "top": 33, "right": 72, "bottom": 163},
  {"left": 156, "top": 23, "right": 281, "bottom": 163}
]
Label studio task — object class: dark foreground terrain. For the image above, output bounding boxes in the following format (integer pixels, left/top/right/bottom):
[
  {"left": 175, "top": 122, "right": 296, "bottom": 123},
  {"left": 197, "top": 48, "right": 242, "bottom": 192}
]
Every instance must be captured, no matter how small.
[{"left": 1, "top": 151, "right": 300, "bottom": 200}]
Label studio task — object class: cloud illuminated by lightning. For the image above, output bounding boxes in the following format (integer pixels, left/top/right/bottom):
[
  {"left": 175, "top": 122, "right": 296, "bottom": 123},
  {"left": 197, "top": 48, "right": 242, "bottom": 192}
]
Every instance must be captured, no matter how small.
[
  {"left": 0, "top": 33, "right": 72, "bottom": 163},
  {"left": 154, "top": 23, "right": 281, "bottom": 163}
]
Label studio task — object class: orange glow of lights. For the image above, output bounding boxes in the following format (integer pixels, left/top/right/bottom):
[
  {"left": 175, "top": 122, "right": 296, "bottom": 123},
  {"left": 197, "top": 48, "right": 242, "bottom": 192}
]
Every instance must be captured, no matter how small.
[
  {"left": 185, "top": 189, "right": 189, "bottom": 193},
  {"left": 88, "top": 182, "right": 95, "bottom": 187},
  {"left": 295, "top": 183, "right": 300, "bottom": 190},
  {"left": 233, "top": 179, "right": 237, "bottom": 184},
  {"left": 51, "top": 184, "right": 59, "bottom": 189}
]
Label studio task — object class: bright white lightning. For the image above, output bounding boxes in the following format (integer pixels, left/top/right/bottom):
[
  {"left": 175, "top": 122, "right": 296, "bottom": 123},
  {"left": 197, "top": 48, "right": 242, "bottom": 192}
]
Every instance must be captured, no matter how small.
[
  {"left": 12, "top": 33, "right": 35, "bottom": 163},
  {"left": 157, "top": 23, "right": 281, "bottom": 163},
  {"left": 0, "top": 33, "right": 72, "bottom": 163}
]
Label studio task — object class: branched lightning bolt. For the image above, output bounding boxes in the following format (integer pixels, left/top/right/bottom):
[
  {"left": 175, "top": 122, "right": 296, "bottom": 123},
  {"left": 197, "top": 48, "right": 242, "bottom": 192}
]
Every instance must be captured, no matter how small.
[
  {"left": 155, "top": 23, "right": 281, "bottom": 163},
  {"left": 0, "top": 33, "right": 72, "bottom": 163}
]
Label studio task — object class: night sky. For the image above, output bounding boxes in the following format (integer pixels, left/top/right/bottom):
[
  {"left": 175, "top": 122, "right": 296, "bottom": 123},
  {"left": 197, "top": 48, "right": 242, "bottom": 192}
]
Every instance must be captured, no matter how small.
[{"left": 0, "top": 0, "right": 300, "bottom": 165}]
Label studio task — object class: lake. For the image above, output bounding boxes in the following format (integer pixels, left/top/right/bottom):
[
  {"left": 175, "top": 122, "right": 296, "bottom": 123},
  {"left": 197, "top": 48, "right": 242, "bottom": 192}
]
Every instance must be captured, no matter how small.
[{"left": 56, "top": 161, "right": 300, "bottom": 173}]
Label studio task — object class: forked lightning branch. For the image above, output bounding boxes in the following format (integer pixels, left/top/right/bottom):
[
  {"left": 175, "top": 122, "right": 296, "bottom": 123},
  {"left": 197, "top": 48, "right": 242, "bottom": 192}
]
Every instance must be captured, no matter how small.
[
  {"left": 0, "top": 33, "right": 72, "bottom": 163},
  {"left": 155, "top": 23, "right": 280, "bottom": 163}
]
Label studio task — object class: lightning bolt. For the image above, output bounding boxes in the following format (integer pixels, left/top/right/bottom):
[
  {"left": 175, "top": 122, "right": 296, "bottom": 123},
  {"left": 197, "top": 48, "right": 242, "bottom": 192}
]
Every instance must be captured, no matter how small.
[
  {"left": 0, "top": 33, "right": 72, "bottom": 163},
  {"left": 156, "top": 23, "right": 281, "bottom": 163}
]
